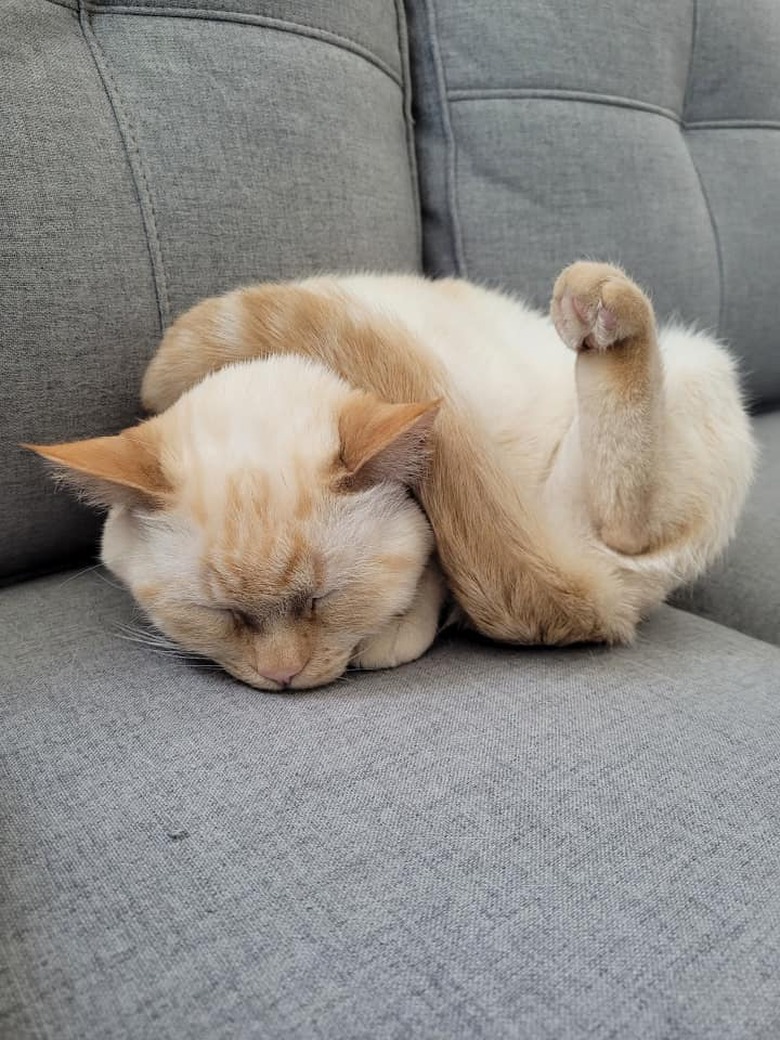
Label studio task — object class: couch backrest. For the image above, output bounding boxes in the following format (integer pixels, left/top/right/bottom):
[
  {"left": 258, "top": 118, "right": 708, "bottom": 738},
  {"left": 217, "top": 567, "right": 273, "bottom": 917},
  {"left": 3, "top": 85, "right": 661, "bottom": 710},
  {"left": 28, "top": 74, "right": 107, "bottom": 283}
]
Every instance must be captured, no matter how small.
[
  {"left": 406, "top": 0, "right": 780, "bottom": 409},
  {"left": 6, "top": 0, "right": 779, "bottom": 584},
  {"left": 1, "top": 0, "right": 419, "bottom": 582}
]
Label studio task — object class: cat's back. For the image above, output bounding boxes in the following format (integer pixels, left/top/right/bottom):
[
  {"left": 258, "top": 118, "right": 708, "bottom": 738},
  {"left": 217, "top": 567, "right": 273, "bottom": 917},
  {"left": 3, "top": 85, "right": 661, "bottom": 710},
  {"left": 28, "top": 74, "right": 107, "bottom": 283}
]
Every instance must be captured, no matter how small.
[
  {"left": 315, "top": 273, "right": 537, "bottom": 368},
  {"left": 306, "top": 273, "right": 576, "bottom": 469}
]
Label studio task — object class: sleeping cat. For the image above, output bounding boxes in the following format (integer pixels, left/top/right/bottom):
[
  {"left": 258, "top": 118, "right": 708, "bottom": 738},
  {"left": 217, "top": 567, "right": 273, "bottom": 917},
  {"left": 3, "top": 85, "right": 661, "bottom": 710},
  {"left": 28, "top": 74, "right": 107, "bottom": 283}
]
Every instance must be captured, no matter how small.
[{"left": 29, "top": 262, "right": 755, "bottom": 690}]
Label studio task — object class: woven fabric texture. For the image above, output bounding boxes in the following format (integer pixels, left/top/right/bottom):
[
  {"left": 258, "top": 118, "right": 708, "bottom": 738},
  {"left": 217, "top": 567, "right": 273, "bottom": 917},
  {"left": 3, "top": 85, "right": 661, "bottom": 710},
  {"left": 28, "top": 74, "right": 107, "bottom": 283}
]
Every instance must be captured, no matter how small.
[
  {"left": 1, "top": 0, "right": 419, "bottom": 581},
  {"left": 3, "top": 569, "right": 780, "bottom": 1039},
  {"left": 406, "top": 0, "right": 780, "bottom": 406}
]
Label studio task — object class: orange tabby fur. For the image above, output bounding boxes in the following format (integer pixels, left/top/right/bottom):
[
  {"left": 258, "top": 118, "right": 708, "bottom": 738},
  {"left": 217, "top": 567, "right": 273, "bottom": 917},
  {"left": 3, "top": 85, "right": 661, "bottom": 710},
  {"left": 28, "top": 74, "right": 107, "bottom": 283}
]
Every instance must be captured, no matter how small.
[
  {"left": 142, "top": 279, "right": 635, "bottom": 643},
  {"left": 29, "top": 263, "right": 755, "bottom": 688}
]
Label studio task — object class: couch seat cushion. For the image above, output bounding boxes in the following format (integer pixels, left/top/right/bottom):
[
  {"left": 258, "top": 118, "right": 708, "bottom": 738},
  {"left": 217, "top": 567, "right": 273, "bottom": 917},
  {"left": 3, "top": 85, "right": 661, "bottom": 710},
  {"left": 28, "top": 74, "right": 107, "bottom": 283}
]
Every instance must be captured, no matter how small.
[{"left": 2, "top": 569, "right": 780, "bottom": 1039}]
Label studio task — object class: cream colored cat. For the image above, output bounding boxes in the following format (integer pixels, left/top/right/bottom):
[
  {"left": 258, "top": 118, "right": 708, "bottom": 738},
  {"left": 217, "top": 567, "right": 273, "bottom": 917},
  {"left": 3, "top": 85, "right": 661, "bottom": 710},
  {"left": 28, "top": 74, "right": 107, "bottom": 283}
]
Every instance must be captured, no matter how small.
[{"left": 30, "top": 263, "right": 755, "bottom": 689}]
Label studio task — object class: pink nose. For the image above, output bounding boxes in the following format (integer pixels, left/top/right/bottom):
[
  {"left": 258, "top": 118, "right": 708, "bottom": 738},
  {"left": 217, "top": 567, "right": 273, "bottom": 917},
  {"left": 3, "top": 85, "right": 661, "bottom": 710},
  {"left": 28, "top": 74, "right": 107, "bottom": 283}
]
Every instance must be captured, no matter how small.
[{"left": 259, "top": 666, "right": 302, "bottom": 689}]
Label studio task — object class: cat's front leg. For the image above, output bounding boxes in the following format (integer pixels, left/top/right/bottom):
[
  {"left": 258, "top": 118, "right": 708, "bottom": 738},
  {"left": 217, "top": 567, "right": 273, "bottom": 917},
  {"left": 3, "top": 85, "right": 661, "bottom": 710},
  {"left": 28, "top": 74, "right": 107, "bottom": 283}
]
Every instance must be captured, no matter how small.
[
  {"left": 550, "top": 261, "right": 663, "bottom": 555},
  {"left": 352, "top": 561, "right": 446, "bottom": 671}
]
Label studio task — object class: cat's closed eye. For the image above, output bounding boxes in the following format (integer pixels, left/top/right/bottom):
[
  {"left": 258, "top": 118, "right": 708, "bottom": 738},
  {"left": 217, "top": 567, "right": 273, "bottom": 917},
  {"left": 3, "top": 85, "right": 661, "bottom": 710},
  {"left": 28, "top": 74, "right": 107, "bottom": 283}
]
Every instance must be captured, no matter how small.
[
  {"left": 228, "top": 596, "right": 325, "bottom": 629},
  {"left": 230, "top": 608, "right": 260, "bottom": 631},
  {"left": 294, "top": 595, "right": 322, "bottom": 619}
]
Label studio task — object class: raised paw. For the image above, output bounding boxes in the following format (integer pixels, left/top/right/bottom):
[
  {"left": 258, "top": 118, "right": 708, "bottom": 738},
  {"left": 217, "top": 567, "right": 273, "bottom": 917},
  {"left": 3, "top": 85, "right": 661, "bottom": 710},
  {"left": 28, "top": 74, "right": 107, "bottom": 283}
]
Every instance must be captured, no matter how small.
[{"left": 550, "top": 261, "right": 654, "bottom": 352}]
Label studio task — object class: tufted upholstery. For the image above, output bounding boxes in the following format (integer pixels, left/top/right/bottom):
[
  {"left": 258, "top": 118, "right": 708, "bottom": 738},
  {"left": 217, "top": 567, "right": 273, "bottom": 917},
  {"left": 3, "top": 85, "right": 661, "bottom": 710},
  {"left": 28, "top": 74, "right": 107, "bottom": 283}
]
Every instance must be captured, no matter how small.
[
  {"left": 3, "top": 5, "right": 780, "bottom": 1039},
  {"left": 1, "top": 0, "right": 419, "bottom": 582},
  {"left": 405, "top": 0, "right": 780, "bottom": 643},
  {"left": 407, "top": 0, "right": 780, "bottom": 407}
]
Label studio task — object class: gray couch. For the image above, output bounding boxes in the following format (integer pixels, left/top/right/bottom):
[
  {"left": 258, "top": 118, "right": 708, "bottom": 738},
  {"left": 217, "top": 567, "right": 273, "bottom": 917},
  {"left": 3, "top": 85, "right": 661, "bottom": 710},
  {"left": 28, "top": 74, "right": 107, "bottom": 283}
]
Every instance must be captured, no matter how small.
[{"left": 3, "top": 2, "right": 779, "bottom": 1037}]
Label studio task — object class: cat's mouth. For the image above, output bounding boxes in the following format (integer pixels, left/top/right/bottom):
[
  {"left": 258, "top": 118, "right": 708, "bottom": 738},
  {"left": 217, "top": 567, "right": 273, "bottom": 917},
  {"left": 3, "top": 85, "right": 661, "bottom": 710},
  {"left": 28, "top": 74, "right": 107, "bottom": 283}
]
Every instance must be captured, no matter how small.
[{"left": 220, "top": 654, "right": 351, "bottom": 692}]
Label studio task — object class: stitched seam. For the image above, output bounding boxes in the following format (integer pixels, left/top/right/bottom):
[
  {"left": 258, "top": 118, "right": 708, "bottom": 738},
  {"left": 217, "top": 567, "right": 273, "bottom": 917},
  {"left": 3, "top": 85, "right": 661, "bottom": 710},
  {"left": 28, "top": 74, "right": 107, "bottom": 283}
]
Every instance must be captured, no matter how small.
[
  {"left": 394, "top": 0, "right": 422, "bottom": 266},
  {"left": 448, "top": 88, "right": 682, "bottom": 125},
  {"left": 447, "top": 88, "right": 780, "bottom": 133},
  {"left": 681, "top": 0, "right": 724, "bottom": 336},
  {"left": 78, "top": 3, "right": 171, "bottom": 332},
  {"left": 681, "top": 0, "right": 698, "bottom": 122},
  {"left": 80, "top": 2, "right": 402, "bottom": 87},
  {"left": 686, "top": 146, "right": 725, "bottom": 336},
  {"left": 687, "top": 120, "right": 780, "bottom": 130},
  {"left": 425, "top": 0, "right": 466, "bottom": 277}
]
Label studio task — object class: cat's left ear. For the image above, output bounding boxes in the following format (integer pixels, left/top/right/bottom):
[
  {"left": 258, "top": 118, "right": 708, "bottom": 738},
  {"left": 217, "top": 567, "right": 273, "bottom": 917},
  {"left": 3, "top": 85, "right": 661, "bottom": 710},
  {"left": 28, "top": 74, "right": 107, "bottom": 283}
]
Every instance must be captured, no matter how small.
[
  {"left": 23, "top": 421, "right": 171, "bottom": 509},
  {"left": 338, "top": 392, "right": 441, "bottom": 490}
]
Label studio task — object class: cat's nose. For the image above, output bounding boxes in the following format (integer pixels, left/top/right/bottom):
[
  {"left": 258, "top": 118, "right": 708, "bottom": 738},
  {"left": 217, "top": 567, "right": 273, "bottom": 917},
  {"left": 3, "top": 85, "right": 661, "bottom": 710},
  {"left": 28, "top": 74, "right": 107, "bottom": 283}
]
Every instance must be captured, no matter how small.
[{"left": 259, "top": 666, "right": 301, "bottom": 689}]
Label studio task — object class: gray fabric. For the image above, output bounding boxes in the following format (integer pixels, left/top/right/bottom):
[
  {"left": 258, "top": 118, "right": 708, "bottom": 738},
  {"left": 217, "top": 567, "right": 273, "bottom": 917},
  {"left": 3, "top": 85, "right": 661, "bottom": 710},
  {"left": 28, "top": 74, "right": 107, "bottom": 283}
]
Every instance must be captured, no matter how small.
[
  {"left": 684, "top": 0, "right": 780, "bottom": 125},
  {"left": 0, "top": 0, "right": 161, "bottom": 581},
  {"left": 3, "top": 569, "right": 780, "bottom": 1039},
  {"left": 84, "top": 0, "right": 407, "bottom": 79},
  {"left": 1, "top": 0, "right": 419, "bottom": 582},
  {"left": 86, "top": 2, "right": 420, "bottom": 319},
  {"left": 672, "top": 411, "right": 780, "bottom": 646},
  {"left": 406, "top": 0, "right": 780, "bottom": 406}
]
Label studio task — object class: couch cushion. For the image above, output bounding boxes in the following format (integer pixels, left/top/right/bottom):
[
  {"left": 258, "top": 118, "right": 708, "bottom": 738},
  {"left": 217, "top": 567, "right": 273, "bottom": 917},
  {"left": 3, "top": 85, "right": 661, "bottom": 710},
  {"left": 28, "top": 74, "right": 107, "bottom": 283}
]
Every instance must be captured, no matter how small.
[
  {"left": 1, "top": 0, "right": 419, "bottom": 583},
  {"left": 406, "top": 0, "right": 780, "bottom": 407},
  {"left": 672, "top": 410, "right": 780, "bottom": 645},
  {"left": 3, "top": 569, "right": 780, "bottom": 1039}
]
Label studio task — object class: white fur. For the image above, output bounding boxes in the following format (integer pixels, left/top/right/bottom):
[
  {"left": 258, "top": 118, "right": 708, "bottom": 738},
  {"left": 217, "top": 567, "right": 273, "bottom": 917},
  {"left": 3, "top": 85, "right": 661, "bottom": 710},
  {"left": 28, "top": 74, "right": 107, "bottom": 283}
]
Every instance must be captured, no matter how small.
[
  {"left": 105, "top": 270, "right": 755, "bottom": 686},
  {"left": 307, "top": 274, "right": 756, "bottom": 618},
  {"left": 102, "top": 357, "right": 437, "bottom": 689}
]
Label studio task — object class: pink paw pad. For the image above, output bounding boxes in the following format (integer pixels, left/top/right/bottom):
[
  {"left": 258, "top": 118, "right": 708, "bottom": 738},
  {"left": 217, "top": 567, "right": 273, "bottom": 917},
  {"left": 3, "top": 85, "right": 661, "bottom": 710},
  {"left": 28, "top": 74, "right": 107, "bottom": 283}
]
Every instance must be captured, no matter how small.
[
  {"left": 568, "top": 294, "right": 618, "bottom": 349},
  {"left": 598, "top": 306, "right": 617, "bottom": 333},
  {"left": 571, "top": 295, "right": 593, "bottom": 324}
]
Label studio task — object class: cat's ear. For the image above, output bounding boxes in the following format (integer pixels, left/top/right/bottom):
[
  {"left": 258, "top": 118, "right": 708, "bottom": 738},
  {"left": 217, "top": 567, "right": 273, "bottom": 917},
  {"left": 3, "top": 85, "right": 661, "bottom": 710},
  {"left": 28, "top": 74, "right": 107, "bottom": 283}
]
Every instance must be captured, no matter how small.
[
  {"left": 338, "top": 392, "right": 441, "bottom": 490},
  {"left": 23, "top": 422, "right": 171, "bottom": 509}
]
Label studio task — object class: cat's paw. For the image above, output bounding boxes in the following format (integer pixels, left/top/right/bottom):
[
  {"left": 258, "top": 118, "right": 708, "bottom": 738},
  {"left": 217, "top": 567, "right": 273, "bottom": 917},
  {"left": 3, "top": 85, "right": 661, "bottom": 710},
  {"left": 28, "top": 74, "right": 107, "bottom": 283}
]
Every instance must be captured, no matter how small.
[
  {"left": 550, "top": 261, "right": 653, "bottom": 352},
  {"left": 352, "top": 562, "right": 445, "bottom": 671},
  {"left": 352, "top": 613, "right": 435, "bottom": 670}
]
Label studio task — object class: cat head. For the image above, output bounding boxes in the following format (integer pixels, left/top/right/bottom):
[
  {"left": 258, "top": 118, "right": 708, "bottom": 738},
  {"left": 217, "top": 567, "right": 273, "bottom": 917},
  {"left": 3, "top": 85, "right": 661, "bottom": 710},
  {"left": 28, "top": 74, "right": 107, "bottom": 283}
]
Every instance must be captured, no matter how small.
[{"left": 28, "top": 357, "right": 439, "bottom": 690}]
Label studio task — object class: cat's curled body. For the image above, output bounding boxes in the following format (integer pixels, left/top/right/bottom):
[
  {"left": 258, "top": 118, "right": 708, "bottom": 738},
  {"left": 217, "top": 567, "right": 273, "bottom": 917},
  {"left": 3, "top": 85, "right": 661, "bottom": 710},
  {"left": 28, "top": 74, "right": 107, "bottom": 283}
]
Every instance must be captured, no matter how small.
[{"left": 33, "top": 263, "right": 755, "bottom": 689}]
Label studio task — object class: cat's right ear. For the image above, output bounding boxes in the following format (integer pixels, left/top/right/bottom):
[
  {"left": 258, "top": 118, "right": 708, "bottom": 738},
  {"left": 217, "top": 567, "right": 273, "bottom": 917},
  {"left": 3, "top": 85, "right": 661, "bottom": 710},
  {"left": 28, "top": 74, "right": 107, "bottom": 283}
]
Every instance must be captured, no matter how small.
[
  {"left": 23, "top": 421, "right": 171, "bottom": 509},
  {"left": 338, "top": 392, "right": 441, "bottom": 491}
]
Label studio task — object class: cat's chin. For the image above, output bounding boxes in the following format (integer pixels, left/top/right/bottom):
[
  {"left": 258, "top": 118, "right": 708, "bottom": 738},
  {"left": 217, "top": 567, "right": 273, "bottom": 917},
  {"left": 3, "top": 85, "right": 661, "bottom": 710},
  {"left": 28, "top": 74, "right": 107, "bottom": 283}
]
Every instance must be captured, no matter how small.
[{"left": 220, "top": 656, "right": 351, "bottom": 693}]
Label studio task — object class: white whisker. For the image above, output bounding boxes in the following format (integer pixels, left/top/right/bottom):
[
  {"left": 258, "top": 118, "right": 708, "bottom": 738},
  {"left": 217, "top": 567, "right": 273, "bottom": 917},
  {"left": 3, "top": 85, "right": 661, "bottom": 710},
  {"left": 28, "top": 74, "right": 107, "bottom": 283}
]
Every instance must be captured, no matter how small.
[
  {"left": 56, "top": 563, "right": 102, "bottom": 588},
  {"left": 93, "top": 569, "right": 124, "bottom": 591}
]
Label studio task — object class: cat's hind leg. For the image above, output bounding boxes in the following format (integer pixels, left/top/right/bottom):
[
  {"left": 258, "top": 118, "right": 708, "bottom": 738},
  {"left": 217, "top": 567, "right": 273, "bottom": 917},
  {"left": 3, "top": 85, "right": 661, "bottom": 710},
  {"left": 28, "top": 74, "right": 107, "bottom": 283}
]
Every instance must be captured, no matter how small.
[
  {"left": 548, "top": 261, "right": 755, "bottom": 582},
  {"left": 550, "top": 261, "right": 664, "bottom": 555}
]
